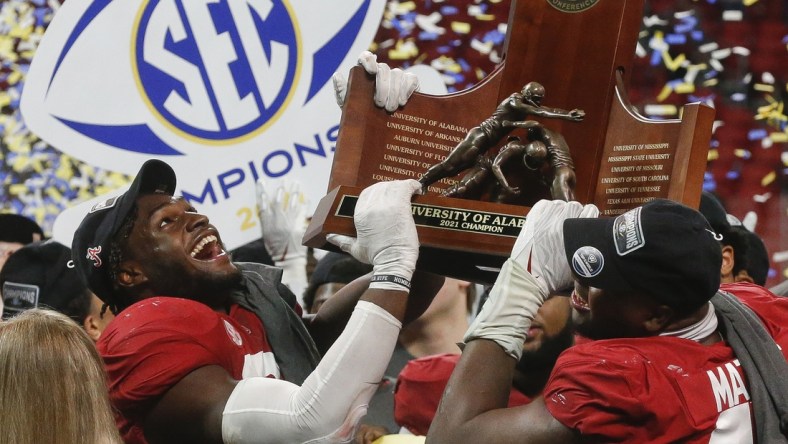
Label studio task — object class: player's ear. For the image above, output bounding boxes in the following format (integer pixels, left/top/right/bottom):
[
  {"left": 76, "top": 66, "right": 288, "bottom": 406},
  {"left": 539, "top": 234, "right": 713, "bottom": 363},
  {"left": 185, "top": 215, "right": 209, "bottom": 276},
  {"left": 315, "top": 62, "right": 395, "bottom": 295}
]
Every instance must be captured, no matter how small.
[
  {"left": 643, "top": 304, "right": 673, "bottom": 334},
  {"left": 720, "top": 245, "right": 735, "bottom": 280},
  {"left": 116, "top": 260, "right": 148, "bottom": 289},
  {"left": 83, "top": 313, "right": 103, "bottom": 342}
]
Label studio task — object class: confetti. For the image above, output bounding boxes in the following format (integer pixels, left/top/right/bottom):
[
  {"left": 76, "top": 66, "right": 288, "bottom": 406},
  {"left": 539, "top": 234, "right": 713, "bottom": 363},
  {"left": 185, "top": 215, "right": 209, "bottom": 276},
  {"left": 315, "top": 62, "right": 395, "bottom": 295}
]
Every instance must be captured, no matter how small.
[
  {"left": 645, "top": 104, "right": 678, "bottom": 116},
  {"left": 450, "top": 21, "right": 470, "bottom": 34},
  {"left": 774, "top": 251, "right": 788, "bottom": 264},
  {"left": 760, "top": 171, "right": 776, "bottom": 187},
  {"left": 734, "top": 149, "right": 752, "bottom": 160},
  {"left": 722, "top": 10, "right": 743, "bottom": 21}
]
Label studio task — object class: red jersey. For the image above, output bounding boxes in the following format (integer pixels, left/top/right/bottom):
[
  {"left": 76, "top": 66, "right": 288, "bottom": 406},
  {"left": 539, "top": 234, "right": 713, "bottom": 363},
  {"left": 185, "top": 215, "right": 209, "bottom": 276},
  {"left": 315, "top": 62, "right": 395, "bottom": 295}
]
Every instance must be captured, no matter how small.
[
  {"left": 395, "top": 353, "right": 531, "bottom": 435},
  {"left": 544, "top": 283, "right": 788, "bottom": 443},
  {"left": 98, "top": 297, "right": 280, "bottom": 444}
]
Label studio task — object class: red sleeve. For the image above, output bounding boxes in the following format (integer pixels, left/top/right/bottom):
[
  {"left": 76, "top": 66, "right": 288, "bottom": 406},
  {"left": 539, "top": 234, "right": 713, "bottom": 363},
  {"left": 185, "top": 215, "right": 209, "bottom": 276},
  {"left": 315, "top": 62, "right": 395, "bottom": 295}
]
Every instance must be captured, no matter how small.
[
  {"left": 721, "top": 282, "right": 788, "bottom": 334},
  {"left": 98, "top": 298, "right": 228, "bottom": 416},
  {"left": 394, "top": 353, "right": 533, "bottom": 436},
  {"left": 543, "top": 347, "right": 649, "bottom": 442}
]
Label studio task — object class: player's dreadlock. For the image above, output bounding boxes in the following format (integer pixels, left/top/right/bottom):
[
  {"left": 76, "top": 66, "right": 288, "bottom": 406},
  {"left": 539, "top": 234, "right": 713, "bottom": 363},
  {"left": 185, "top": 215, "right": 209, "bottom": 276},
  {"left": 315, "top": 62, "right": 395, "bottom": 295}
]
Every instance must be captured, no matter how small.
[{"left": 102, "top": 205, "right": 139, "bottom": 315}]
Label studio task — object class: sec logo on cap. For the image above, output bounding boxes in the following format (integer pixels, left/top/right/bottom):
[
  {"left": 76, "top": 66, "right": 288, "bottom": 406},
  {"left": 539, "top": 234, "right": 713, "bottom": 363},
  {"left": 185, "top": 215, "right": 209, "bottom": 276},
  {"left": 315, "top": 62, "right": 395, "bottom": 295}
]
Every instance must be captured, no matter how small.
[{"left": 571, "top": 246, "right": 604, "bottom": 278}]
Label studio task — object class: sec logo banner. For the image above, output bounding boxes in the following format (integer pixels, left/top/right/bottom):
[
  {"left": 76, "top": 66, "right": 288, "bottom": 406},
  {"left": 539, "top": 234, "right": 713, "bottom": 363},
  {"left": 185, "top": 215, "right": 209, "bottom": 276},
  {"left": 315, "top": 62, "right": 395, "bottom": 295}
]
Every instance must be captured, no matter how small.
[{"left": 21, "top": 0, "right": 384, "bottom": 249}]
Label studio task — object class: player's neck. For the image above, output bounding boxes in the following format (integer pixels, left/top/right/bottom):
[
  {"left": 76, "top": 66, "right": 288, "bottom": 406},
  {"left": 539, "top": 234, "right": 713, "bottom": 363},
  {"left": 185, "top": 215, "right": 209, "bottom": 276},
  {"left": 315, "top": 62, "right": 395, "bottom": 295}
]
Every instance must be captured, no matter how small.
[{"left": 660, "top": 302, "right": 721, "bottom": 345}]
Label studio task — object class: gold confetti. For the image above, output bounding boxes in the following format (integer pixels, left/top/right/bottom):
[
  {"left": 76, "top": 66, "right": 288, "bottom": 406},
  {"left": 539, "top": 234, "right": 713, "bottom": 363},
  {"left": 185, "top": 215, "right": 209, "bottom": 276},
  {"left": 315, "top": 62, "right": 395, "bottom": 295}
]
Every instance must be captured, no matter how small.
[
  {"left": 674, "top": 82, "right": 695, "bottom": 94},
  {"left": 770, "top": 132, "right": 788, "bottom": 143},
  {"left": 662, "top": 51, "right": 686, "bottom": 71},
  {"left": 753, "top": 83, "right": 775, "bottom": 92},
  {"left": 451, "top": 21, "right": 471, "bottom": 34},
  {"left": 656, "top": 84, "right": 673, "bottom": 102},
  {"left": 761, "top": 171, "right": 776, "bottom": 186}
]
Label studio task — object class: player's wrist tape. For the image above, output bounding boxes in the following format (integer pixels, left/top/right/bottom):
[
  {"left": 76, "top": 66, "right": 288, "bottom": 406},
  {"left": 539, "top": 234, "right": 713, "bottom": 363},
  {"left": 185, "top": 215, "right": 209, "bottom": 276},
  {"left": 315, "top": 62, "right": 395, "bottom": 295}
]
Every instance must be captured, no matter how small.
[{"left": 370, "top": 274, "right": 411, "bottom": 290}]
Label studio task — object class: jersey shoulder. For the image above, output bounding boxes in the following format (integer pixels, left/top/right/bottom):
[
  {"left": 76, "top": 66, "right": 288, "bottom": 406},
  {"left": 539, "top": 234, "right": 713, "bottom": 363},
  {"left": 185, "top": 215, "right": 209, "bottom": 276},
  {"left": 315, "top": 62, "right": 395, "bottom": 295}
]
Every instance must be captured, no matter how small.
[{"left": 99, "top": 297, "right": 224, "bottom": 351}]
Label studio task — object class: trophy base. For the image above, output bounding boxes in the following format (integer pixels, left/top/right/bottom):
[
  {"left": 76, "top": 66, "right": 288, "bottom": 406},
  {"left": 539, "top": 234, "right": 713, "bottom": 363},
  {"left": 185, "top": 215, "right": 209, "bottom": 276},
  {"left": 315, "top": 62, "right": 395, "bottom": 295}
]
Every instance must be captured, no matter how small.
[{"left": 303, "top": 185, "right": 530, "bottom": 284}]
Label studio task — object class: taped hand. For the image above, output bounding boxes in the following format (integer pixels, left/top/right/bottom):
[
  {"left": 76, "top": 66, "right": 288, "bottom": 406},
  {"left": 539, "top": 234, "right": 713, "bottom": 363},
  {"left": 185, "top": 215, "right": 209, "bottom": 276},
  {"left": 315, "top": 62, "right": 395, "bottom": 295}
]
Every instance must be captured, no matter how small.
[
  {"left": 511, "top": 199, "right": 599, "bottom": 299},
  {"left": 327, "top": 180, "right": 421, "bottom": 291}
]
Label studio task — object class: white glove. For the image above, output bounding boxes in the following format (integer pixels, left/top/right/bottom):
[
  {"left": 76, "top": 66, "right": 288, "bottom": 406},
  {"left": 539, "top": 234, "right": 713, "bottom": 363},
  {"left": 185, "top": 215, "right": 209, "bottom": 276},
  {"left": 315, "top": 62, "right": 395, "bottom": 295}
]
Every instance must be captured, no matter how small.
[
  {"left": 256, "top": 179, "right": 308, "bottom": 299},
  {"left": 463, "top": 199, "right": 598, "bottom": 360},
  {"left": 327, "top": 180, "right": 421, "bottom": 291},
  {"left": 512, "top": 199, "right": 599, "bottom": 300},
  {"left": 333, "top": 50, "right": 420, "bottom": 112}
]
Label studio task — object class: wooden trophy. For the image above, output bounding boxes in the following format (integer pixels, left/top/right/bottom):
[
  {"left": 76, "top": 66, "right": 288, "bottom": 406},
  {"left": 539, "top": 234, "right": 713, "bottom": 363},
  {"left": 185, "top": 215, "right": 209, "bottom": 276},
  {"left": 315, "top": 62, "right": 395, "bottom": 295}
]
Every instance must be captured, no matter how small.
[{"left": 304, "top": 0, "right": 715, "bottom": 283}]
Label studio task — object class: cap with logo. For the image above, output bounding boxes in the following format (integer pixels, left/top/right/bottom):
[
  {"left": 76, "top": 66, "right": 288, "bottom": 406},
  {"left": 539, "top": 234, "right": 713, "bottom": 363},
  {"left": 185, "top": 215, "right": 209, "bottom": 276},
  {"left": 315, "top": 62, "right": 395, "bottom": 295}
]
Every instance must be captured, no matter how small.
[
  {"left": 0, "top": 240, "right": 87, "bottom": 320},
  {"left": 71, "top": 159, "right": 176, "bottom": 305},
  {"left": 562, "top": 199, "right": 722, "bottom": 314}
]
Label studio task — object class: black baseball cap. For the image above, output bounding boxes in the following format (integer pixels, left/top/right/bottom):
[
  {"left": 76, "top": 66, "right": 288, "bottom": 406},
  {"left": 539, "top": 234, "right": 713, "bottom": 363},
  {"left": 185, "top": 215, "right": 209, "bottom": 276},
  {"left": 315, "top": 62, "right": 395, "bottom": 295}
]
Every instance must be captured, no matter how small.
[
  {"left": 0, "top": 214, "right": 44, "bottom": 244},
  {"left": 563, "top": 199, "right": 722, "bottom": 314},
  {"left": 699, "top": 191, "right": 730, "bottom": 235},
  {"left": 71, "top": 159, "right": 176, "bottom": 304},
  {"left": 1, "top": 240, "right": 88, "bottom": 321},
  {"left": 730, "top": 225, "right": 770, "bottom": 286}
]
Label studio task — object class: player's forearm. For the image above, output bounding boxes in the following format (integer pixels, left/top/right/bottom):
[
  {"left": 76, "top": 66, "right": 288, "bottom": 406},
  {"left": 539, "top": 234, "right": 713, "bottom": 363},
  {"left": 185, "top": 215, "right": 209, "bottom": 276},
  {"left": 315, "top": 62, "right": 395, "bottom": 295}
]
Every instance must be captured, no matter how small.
[
  {"left": 427, "top": 339, "right": 516, "bottom": 443},
  {"left": 308, "top": 273, "right": 372, "bottom": 354},
  {"left": 222, "top": 301, "right": 402, "bottom": 444},
  {"left": 308, "top": 271, "right": 443, "bottom": 353}
]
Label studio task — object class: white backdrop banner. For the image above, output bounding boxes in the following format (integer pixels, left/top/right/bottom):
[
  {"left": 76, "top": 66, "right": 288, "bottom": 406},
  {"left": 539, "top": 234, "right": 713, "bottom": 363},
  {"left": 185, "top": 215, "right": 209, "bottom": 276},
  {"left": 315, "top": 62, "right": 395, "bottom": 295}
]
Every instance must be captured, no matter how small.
[{"left": 21, "top": 0, "right": 386, "bottom": 249}]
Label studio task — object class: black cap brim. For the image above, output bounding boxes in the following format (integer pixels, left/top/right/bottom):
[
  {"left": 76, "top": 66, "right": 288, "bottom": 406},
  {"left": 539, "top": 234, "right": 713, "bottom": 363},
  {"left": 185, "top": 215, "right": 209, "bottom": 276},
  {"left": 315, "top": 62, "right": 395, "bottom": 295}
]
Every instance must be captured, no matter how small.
[{"left": 562, "top": 217, "right": 636, "bottom": 295}]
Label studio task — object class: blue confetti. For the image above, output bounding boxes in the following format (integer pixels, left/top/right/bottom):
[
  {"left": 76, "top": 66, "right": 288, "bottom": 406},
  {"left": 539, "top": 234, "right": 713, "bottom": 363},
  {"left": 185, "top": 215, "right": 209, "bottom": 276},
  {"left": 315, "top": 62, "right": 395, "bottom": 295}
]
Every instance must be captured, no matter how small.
[
  {"left": 667, "top": 79, "right": 684, "bottom": 88},
  {"left": 689, "top": 93, "right": 716, "bottom": 103},
  {"left": 34, "top": 8, "right": 48, "bottom": 26},
  {"left": 650, "top": 50, "right": 662, "bottom": 66},
  {"left": 675, "top": 16, "right": 697, "bottom": 33},
  {"left": 747, "top": 129, "right": 767, "bottom": 141},
  {"left": 665, "top": 33, "right": 686, "bottom": 44},
  {"left": 703, "top": 172, "right": 717, "bottom": 193},
  {"left": 730, "top": 92, "right": 747, "bottom": 102},
  {"left": 440, "top": 6, "right": 458, "bottom": 15},
  {"left": 482, "top": 30, "right": 505, "bottom": 45}
]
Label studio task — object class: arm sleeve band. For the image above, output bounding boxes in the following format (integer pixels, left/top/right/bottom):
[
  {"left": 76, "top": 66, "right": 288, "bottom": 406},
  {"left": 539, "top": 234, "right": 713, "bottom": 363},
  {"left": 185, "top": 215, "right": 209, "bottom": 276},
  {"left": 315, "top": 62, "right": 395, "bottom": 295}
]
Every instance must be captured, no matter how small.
[{"left": 221, "top": 301, "right": 402, "bottom": 444}]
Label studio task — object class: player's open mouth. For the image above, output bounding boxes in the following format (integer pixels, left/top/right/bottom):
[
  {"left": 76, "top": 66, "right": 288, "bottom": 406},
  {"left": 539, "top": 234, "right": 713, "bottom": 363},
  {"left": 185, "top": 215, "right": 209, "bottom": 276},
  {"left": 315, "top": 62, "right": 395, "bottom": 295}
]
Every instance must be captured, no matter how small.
[
  {"left": 190, "top": 234, "right": 224, "bottom": 260},
  {"left": 570, "top": 290, "right": 590, "bottom": 312}
]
